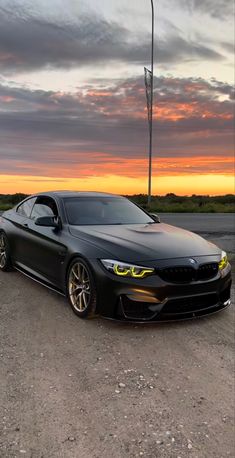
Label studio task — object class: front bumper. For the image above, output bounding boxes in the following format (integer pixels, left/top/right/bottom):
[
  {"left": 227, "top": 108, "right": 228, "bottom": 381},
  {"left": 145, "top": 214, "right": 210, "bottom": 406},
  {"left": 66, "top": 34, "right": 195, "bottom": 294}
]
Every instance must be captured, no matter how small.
[
  {"left": 118, "top": 284, "right": 231, "bottom": 321},
  {"left": 94, "top": 257, "right": 232, "bottom": 322}
]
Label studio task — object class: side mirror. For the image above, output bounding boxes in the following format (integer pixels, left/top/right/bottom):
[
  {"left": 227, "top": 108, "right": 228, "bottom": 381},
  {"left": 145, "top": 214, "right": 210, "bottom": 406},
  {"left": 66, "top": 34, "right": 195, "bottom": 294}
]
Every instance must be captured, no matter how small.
[
  {"left": 35, "top": 216, "right": 61, "bottom": 229},
  {"left": 149, "top": 213, "right": 161, "bottom": 223}
]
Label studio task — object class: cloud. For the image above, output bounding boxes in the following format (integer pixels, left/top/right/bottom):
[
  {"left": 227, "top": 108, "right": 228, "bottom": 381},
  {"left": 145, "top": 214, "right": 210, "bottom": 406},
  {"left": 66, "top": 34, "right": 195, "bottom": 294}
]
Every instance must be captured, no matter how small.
[
  {"left": 221, "top": 42, "right": 235, "bottom": 54},
  {"left": 171, "top": 0, "right": 234, "bottom": 19},
  {"left": 0, "top": 5, "right": 224, "bottom": 74},
  {"left": 0, "top": 76, "right": 233, "bottom": 178}
]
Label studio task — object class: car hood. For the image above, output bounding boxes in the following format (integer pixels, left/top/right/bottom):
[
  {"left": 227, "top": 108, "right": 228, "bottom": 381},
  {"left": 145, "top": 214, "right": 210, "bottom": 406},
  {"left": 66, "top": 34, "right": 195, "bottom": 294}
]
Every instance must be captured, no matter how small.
[{"left": 69, "top": 223, "right": 221, "bottom": 261}]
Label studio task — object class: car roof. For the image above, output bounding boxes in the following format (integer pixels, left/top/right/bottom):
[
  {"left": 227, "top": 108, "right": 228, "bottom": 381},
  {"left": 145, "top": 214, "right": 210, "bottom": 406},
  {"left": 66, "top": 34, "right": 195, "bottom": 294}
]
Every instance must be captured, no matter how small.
[{"left": 34, "top": 191, "right": 122, "bottom": 199}]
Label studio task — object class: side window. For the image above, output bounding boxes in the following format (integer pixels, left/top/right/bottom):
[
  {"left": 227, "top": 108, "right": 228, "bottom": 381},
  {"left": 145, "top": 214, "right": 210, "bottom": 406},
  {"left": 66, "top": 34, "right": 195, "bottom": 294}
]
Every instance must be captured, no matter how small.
[
  {"left": 31, "top": 197, "right": 58, "bottom": 220},
  {"left": 17, "top": 197, "right": 37, "bottom": 218}
]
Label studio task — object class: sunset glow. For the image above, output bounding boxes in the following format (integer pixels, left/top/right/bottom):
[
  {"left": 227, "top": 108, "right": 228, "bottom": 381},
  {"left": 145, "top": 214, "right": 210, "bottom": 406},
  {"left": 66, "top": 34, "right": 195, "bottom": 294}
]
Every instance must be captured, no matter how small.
[
  {"left": 0, "top": 0, "right": 234, "bottom": 196},
  {"left": 0, "top": 174, "right": 234, "bottom": 197}
]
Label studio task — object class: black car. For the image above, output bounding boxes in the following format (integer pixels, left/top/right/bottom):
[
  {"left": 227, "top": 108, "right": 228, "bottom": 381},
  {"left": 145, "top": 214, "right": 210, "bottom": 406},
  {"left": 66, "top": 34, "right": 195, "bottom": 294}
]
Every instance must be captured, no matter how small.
[{"left": 0, "top": 191, "right": 232, "bottom": 321}]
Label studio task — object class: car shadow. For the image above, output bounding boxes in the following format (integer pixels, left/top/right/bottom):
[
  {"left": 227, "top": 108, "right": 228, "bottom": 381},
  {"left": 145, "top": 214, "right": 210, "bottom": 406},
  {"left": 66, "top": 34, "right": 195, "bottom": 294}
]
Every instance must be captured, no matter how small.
[{"left": 91, "top": 306, "right": 232, "bottom": 333}]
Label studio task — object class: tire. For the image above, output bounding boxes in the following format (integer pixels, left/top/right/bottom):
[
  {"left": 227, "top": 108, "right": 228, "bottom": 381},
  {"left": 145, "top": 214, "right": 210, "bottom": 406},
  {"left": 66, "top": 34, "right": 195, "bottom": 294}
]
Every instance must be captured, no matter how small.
[
  {"left": 0, "top": 232, "right": 12, "bottom": 272},
  {"left": 66, "top": 257, "right": 97, "bottom": 319}
]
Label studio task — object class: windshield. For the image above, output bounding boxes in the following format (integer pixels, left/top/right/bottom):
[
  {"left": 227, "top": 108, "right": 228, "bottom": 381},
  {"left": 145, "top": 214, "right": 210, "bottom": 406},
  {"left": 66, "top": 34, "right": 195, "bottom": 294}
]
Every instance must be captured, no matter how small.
[{"left": 64, "top": 197, "right": 154, "bottom": 226}]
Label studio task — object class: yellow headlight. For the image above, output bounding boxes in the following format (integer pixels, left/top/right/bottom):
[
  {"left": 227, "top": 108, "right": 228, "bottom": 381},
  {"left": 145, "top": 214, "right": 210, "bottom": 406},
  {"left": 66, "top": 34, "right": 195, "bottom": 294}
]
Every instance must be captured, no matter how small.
[
  {"left": 219, "top": 252, "right": 228, "bottom": 270},
  {"left": 130, "top": 267, "right": 155, "bottom": 278},
  {"left": 114, "top": 264, "right": 130, "bottom": 276},
  {"left": 102, "top": 259, "right": 154, "bottom": 278}
]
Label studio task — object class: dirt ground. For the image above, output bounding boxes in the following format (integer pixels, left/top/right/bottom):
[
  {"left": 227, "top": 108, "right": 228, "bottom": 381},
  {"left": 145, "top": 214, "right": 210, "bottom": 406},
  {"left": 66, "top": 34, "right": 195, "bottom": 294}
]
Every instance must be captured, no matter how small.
[
  {"left": 0, "top": 213, "right": 234, "bottom": 457},
  {"left": 0, "top": 263, "right": 234, "bottom": 458}
]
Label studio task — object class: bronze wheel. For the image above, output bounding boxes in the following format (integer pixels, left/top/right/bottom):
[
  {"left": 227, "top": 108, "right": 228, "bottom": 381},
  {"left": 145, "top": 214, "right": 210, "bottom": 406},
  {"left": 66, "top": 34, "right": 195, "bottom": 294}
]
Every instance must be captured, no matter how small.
[{"left": 67, "top": 258, "right": 97, "bottom": 318}]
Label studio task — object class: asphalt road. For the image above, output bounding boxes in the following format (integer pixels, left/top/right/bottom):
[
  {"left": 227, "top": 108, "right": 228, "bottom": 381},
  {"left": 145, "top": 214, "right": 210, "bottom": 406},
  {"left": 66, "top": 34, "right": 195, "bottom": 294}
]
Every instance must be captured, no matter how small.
[
  {"left": 159, "top": 213, "right": 235, "bottom": 255},
  {"left": 0, "top": 214, "right": 234, "bottom": 458}
]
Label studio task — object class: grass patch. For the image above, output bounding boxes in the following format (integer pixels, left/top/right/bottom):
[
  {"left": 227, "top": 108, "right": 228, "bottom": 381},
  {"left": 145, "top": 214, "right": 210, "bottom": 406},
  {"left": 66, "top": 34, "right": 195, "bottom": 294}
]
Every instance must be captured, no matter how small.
[
  {"left": 0, "top": 203, "right": 13, "bottom": 211},
  {"left": 0, "top": 192, "right": 234, "bottom": 213},
  {"left": 129, "top": 194, "right": 235, "bottom": 213}
]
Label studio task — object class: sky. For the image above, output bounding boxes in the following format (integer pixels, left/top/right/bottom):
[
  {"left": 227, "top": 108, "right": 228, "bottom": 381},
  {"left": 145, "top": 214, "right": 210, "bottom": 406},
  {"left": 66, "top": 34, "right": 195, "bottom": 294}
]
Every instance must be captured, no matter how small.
[{"left": 0, "top": 0, "right": 234, "bottom": 195}]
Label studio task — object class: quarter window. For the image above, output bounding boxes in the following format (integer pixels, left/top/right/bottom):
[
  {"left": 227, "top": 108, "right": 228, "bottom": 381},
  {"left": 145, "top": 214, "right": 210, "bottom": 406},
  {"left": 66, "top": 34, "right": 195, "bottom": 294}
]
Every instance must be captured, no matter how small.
[
  {"left": 17, "top": 197, "right": 37, "bottom": 218},
  {"left": 31, "top": 197, "right": 58, "bottom": 220}
]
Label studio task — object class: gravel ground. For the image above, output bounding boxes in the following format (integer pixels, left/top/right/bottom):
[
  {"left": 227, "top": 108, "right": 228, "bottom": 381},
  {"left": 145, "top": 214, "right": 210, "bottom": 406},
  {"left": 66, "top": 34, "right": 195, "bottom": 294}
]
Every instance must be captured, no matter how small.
[{"left": 0, "top": 216, "right": 234, "bottom": 458}]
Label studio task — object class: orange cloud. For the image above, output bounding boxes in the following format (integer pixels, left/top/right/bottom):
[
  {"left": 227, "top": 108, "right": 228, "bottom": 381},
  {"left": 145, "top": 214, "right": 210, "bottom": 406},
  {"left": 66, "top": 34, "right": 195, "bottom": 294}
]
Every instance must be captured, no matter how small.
[
  {"left": 0, "top": 95, "right": 15, "bottom": 103},
  {"left": 0, "top": 154, "right": 233, "bottom": 181},
  {"left": 0, "top": 76, "right": 233, "bottom": 196},
  {"left": 153, "top": 103, "right": 233, "bottom": 121}
]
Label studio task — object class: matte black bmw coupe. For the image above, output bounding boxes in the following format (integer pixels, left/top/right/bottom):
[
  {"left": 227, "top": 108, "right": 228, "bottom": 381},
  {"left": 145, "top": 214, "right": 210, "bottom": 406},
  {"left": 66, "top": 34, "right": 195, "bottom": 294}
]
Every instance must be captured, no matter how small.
[{"left": 0, "top": 191, "right": 232, "bottom": 321}]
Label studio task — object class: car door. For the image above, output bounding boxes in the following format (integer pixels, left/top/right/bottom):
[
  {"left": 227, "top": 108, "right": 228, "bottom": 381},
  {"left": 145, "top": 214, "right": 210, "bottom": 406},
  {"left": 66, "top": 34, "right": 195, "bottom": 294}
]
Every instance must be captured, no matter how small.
[
  {"left": 22, "top": 196, "right": 67, "bottom": 286},
  {"left": 7, "top": 197, "right": 37, "bottom": 263}
]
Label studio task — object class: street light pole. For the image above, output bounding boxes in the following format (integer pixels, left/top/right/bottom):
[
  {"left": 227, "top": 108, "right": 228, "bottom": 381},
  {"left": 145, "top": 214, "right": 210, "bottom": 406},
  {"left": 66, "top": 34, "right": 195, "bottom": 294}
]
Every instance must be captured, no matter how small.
[{"left": 147, "top": 0, "right": 154, "bottom": 207}]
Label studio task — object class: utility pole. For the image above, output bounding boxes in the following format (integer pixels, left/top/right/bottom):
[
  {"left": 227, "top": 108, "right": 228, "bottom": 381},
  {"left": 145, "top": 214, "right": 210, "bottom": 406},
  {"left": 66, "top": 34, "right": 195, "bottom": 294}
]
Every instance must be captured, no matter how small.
[{"left": 145, "top": 0, "right": 155, "bottom": 207}]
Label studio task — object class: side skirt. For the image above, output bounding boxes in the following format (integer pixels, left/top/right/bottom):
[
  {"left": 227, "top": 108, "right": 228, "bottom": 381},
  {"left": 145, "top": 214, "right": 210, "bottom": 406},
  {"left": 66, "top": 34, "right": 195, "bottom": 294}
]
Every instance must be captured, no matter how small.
[{"left": 14, "top": 265, "right": 65, "bottom": 297}]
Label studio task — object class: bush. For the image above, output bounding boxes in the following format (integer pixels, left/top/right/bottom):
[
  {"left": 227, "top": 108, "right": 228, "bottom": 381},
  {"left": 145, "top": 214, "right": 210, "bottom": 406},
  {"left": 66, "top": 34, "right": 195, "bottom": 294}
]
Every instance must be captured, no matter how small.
[{"left": 128, "top": 194, "right": 235, "bottom": 213}]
